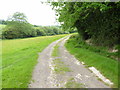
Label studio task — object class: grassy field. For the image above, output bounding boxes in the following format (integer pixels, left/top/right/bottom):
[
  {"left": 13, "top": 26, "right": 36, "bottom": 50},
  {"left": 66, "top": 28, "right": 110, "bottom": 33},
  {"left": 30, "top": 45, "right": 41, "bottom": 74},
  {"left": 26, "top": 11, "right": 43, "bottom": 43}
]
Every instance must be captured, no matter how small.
[
  {"left": 65, "top": 35, "right": 118, "bottom": 88},
  {"left": 0, "top": 24, "right": 6, "bottom": 28},
  {"left": 0, "top": 24, "right": 6, "bottom": 29},
  {"left": 1, "top": 34, "right": 67, "bottom": 88}
]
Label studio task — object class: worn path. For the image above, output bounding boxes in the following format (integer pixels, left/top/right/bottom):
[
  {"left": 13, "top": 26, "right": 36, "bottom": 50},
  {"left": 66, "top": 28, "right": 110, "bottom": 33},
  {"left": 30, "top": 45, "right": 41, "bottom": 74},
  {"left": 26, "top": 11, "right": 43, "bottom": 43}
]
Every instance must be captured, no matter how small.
[{"left": 29, "top": 35, "right": 110, "bottom": 88}]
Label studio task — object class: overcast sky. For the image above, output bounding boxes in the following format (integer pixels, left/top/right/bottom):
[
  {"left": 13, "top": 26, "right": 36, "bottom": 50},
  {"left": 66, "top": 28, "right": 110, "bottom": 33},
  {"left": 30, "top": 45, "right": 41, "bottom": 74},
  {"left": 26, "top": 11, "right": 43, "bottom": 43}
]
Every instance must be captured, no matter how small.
[{"left": 0, "top": 0, "right": 59, "bottom": 26}]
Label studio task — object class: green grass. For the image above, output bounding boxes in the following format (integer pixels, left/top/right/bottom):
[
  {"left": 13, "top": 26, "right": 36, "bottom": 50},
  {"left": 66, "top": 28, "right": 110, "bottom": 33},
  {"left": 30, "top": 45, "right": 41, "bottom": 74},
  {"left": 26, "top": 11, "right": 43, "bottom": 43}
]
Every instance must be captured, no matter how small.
[
  {"left": 53, "top": 58, "right": 71, "bottom": 74},
  {"left": 71, "top": 34, "right": 119, "bottom": 60},
  {"left": 65, "top": 78, "right": 84, "bottom": 88},
  {"left": 65, "top": 35, "right": 118, "bottom": 88},
  {"left": 0, "top": 24, "right": 6, "bottom": 28},
  {"left": 0, "top": 24, "right": 6, "bottom": 30},
  {"left": 1, "top": 34, "right": 68, "bottom": 88},
  {"left": 52, "top": 44, "right": 59, "bottom": 57},
  {"left": 52, "top": 42, "right": 71, "bottom": 74}
]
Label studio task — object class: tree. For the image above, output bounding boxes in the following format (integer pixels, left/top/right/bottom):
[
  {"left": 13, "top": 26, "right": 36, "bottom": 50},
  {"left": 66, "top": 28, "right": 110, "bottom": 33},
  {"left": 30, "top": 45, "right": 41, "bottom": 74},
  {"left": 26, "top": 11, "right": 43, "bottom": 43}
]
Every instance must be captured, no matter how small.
[
  {"left": 50, "top": 2, "right": 120, "bottom": 47},
  {"left": 2, "top": 12, "right": 35, "bottom": 39},
  {"left": 0, "top": 19, "right": 7, "bottom": 25},
  {"left": 7, "top": 12, "right": 27, "bottom": 22}
]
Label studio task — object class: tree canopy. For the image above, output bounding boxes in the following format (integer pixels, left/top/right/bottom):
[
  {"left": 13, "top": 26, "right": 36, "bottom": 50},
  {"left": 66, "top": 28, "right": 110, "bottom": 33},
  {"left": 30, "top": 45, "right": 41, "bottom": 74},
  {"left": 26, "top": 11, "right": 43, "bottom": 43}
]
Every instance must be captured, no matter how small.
[
  {"left": 2, "top": 12, "right": 35, "bottom": 39},
  {"left": 7, "top": 12, "right": 27, "bottom": 22},
  {"left": 50, "top": 2, "right": 120, "bottom": 47}
]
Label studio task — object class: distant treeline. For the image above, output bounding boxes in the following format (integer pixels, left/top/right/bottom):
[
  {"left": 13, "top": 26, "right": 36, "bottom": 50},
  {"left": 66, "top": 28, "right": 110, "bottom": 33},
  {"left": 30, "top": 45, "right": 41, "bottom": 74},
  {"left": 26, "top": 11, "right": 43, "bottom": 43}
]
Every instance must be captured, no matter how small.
[
  {"left": 1, "top": 24, "right": 76, "bottom": 39},
  {"left": 0, "top": 12, "right": 76, "bottom": 39}
]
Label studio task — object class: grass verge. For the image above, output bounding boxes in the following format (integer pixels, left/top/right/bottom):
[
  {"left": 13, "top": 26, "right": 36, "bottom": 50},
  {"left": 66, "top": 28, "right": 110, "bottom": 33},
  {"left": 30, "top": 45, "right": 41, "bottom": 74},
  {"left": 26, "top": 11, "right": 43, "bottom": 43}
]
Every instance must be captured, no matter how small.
[
  {"left": 65, "top": 35, "right": 118, "bottom": 87},
  {"left": 1, "top": 34, "right": 67, "bottom": 88}
]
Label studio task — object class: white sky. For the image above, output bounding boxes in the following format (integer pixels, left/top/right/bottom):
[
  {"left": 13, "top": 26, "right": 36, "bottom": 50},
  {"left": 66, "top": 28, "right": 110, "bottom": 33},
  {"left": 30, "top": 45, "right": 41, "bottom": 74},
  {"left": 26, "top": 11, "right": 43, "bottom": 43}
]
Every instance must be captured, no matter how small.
[{"left": 0, "top": 0, "right": 59, "bottom": 26}]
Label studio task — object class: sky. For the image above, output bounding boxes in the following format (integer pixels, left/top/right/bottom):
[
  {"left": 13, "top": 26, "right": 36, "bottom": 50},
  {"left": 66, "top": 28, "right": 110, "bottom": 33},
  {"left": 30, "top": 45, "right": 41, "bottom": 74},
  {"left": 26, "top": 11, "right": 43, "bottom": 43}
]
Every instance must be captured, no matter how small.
[{"left": 0, "top": 0, "right": 59, "bottom": 26}]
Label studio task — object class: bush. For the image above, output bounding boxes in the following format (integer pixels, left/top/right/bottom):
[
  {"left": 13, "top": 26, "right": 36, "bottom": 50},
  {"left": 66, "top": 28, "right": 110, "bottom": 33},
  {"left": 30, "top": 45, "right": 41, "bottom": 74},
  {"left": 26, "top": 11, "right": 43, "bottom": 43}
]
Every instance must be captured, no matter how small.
[{"left": 34, "top": 26, "right": 69, "bottom": 37}]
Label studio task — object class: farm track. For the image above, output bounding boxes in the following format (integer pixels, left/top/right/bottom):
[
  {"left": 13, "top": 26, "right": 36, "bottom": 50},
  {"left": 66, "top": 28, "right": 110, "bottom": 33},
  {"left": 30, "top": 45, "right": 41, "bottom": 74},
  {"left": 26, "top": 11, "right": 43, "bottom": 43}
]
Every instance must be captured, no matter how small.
[{"left": 29, "top": 35, "right": 110, "bottom": 88}]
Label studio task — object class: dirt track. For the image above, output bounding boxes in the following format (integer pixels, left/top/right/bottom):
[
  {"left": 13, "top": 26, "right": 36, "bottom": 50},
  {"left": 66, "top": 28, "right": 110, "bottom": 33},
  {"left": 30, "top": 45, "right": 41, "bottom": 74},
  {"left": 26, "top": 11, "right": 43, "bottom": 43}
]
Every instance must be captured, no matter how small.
[{"left": 29, "top": 35, "right": 110, "bottom": 88}]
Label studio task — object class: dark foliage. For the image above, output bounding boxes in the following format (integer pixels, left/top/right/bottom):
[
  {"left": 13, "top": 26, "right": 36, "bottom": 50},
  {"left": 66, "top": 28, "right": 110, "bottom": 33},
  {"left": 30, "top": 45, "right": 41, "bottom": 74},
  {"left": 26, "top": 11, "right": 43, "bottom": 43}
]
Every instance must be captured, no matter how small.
[{"left": 50, "top": 2, "right": 120, "bottom": 47}]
